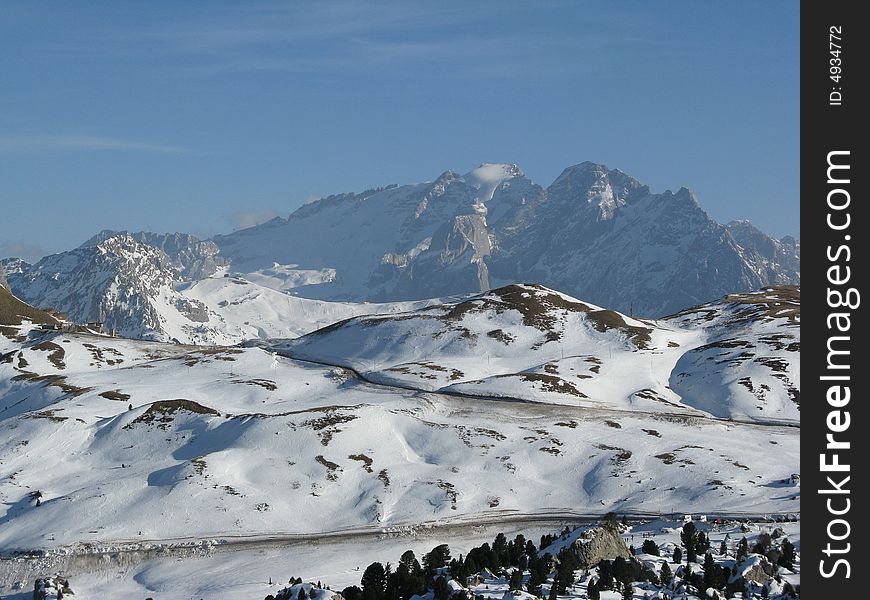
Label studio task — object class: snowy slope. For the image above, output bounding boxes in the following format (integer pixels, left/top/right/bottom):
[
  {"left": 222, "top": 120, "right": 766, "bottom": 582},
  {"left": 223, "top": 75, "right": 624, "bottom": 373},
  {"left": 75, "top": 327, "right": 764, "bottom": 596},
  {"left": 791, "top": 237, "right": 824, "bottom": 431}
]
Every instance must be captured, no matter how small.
[
  {"left": 666, "top": 286, "right": 800, "bottom": 422},
  {"left": 0, "top": 314, "right": 798, "bottom": 552},
  {"left": 270, "top": 284, "right": 799, "bottom": 423}
]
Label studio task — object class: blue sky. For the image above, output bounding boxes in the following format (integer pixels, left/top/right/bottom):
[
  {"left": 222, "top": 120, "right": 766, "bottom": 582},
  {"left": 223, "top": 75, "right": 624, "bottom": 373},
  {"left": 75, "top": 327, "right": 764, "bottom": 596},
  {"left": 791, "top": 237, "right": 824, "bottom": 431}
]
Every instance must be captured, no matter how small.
[{"left": 1, "top": 1, "right": 799, "bottom": 262}]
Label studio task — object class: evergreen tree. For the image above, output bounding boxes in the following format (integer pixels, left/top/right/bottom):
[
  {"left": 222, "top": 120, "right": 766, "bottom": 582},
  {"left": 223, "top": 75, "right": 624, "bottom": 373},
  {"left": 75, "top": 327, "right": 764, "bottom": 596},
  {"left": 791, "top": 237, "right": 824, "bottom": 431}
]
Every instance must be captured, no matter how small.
[
  {"left": 696, "top": 532, "right": 710, "bottom": 554},
  {"left": 361, "top": 563, "right": 387, "bottom": 600},
  {"left": 493, "top": 533, "right": 509, "bottom": 568},
  {"left": 681, "top": 523, "right": 698, "bottom": 563},
  {"left": 548, "top": 580, "right": 558, "bottom": 600},
  {"left": 779, "top": 539, "right": 796, "bottom": 569},
  {"left": 509, "top": 570, "right": 524, "bottom": 591},
  {"left": 526, "top": 540, "right": 538, "bottom": 558},
  {"left": 621, "top": 579, "right": 633, "bottom": 600},
  {"left": 511, "top": 535, "right": 527, "bottom": 565},
  {"left": 659, "top": 562, "right": 672, "bottom": 588},
  {"left": 597, "top": 561, "right": 614, "bottom": 591},
  {"left": 719, "top": 539, "right": 728, "bottom": 556},
  {"left": 527, "top": 554, "right": 549, "bottom": 598},
  {"left": 465, "top": 545, "right": 488, "bottom": 573},
  {"left": 342, "top": 586, "right": 363, "bottom": 600},
  {"left": 737, "top": 537, "right": 749, "bottom": 562},
  {"left": 752, "top": 533, "right": 772, "bottom": 555},
  {"left": 587, "top": 579, "right": 600, "bottom": 600},
  {"left": 309, "top": 588, "right": 317, "bottom": 599},
  {"left": 464, "top": 556, "right": 479, "bottom": 578},
  {"left": 703, "top": 553, "right": 716, "bottom": 590},
  {"left": 555, "top": 549, "right": 577, "bottom": 593},
  {"left": 399, "top": 551, "right": 425, "bottom": 598},
  {"left": 612, "top": 557, "right": 628, "bottom": 583},
  {"left": 672, "top": 547, "right": 682, "bottom": 564},
  {"left": 518, "top": 555, "right": 529, "bottom": 572},
  {"left": 424, "top": 545, "right": 452, "bottom": 577},
  {"left": 433, "top": 577, "right": 450, "bottom": 600},
  {"left": 641, "top": 540, "right": 659, "bottom": 556},
  {"left": 297, "top": 586, "right": 307, "bottom": 600}
]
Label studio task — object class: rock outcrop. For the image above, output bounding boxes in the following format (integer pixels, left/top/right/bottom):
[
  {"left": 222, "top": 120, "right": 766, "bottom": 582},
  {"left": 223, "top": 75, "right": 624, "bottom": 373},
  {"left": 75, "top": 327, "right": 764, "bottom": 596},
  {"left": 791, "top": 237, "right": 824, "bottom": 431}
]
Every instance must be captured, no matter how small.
[{"left": 572, "top": 525, "right": 632, "bottom": 568}]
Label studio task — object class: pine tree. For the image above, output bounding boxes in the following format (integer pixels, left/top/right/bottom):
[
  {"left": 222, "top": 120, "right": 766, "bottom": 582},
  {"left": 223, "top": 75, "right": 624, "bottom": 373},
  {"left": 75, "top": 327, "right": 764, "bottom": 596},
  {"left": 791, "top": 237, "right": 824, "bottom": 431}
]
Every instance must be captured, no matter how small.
[
  {"left": 779, "top": 539, "right": 796, "bottom": 569},
  {"left": 703, "top": 553, "right": 716, "bottom": 590},
  {"left": 361, "top": 563, "right": 387, "bottom": 600},
  {"left": 641, "top": 540, "right": 659, "bottom": 556},
  {"left": 737, "top": 537, "right": 749, "bottom": 562},
  {"left": 433, "top": 577, "right": 450, "bottom": 600},
  {"left": 612, "top": 557, "right": 628, "bottom": 583},
  {"left": 548, "top": 579, "right": 558, "bottom": 600},
  {"left": 555, "top": 548, "right": 578, "bottom": 593},
  {"left": 493, "top": 533, "right": 509, "bottom": 567},
  {"left": 681, "top": 523, "right": 698, "bottom": 563},
  {"left": 659, "top": 562, "right": 672, "bottom": 588},
  {"left": 509, "top": 570, "right": 524, "bottom": 591},
  {"left": 598, "top": 561, "right": 614, "bottom": 591},
  {"left": 587, "top": 579, "right": 600, "bottom": 600},
  {"left": 423, "top": 545, "right": 451, "bottom": 578},
  {"left": 511, "top": 535, "right": 527, "bottom": 565},
  {"left": 672, "top": 547, "right": 682, "bottom": 564},
  {"left": 621, "top": 579, "right": 633, "bottom": 600},
  {"left": 297, "top": 586, "right": 307, "bottom": 600},
  {"left": 752, "top": 533, "right": 772, "bottom": 555},
  {"left": 719, "top": 539, "right": 728, "bottom": 556}
]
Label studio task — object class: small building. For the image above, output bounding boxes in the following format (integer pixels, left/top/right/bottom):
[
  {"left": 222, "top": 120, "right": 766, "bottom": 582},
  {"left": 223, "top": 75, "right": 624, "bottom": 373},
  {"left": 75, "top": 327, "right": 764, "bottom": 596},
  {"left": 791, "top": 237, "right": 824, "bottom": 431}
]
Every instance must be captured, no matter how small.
[{"left": 85, "top": 321, "right": 104, "bottom": 334}]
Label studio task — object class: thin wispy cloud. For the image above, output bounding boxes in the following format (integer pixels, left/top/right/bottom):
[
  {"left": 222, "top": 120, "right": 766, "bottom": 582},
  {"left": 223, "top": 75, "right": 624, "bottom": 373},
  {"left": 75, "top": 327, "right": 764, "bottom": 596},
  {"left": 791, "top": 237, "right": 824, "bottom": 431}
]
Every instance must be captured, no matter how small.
[
  {"left": 103, "top": 2, "right": 677, "bottom": 80},
  {"left": 0, "top": 135, "right": 191, "bottom": 154},
  {"left": 227, "top": 209, "right": 283, "bottom": 231},
  {"left": 0, "top": 241, "right": 49, "bottom": 263}
]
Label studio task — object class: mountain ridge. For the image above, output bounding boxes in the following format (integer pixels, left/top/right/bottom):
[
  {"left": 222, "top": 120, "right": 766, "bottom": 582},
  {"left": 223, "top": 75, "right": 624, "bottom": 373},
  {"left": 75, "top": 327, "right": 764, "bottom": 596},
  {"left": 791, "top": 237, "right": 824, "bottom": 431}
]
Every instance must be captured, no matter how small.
[{"left": 2, "top": 161, "right": 799, "bottom": 341}]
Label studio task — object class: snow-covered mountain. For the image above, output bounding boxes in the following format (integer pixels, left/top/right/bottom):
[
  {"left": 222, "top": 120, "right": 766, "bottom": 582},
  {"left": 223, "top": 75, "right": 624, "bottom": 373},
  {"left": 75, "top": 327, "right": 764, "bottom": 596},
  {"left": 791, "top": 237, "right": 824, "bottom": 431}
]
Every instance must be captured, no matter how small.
[
  {"left": 80, "top": 229, "right": 227, "bottom": 281},
  {"left": 3, "top": 234, "right": 181, "bottom": 339},
  {"left": 2, "top": 234, "right": 441, "bottom": 344},
  {"left": 2, "top": 161, "right": 799, "bottom": 341},
  {"left": 214, "top": 161, "right": 800, "bottom": 316},
  {"left": 0, "top": 285, "right": 799, "bottom": 551}
]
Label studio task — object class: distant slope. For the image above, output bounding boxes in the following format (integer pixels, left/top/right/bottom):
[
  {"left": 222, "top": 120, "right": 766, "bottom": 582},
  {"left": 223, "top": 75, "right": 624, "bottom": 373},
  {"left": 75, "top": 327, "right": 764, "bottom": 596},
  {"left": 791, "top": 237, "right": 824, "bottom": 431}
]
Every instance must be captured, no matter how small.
[
  {"left": 270, "top": 284, "right": 800, "bottom": 423},
  {"left": 666, "top": 285, "right": 800, "bottom": 422},
  {"left": 0, "top": 285, "right": 59, "bottom": 326}
]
